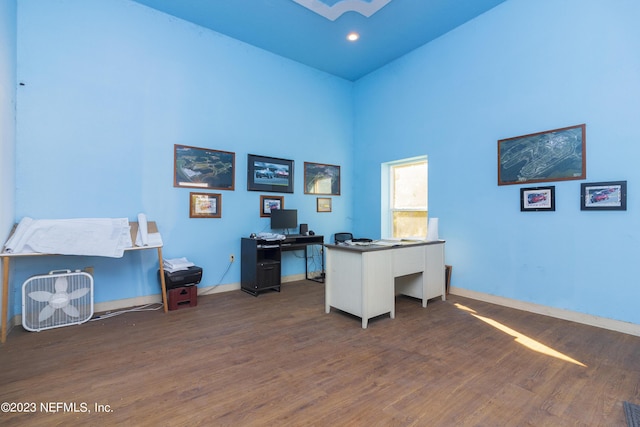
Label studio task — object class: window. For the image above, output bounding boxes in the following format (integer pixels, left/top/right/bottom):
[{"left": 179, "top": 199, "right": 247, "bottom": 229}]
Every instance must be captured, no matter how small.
[{"left": 381, "top": 156, "right": 428, "bottom": 239}]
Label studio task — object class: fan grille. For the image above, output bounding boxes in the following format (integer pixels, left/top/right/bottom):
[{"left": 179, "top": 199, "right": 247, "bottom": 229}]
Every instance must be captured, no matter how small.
[{"left": 22, "top": 270, "right": 94, "bottom": 332}]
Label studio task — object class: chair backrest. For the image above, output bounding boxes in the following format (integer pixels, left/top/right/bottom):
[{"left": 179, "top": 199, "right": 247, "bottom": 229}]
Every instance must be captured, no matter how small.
[{"left": 334, "top": 232, "right": 353, "bottom": 244}]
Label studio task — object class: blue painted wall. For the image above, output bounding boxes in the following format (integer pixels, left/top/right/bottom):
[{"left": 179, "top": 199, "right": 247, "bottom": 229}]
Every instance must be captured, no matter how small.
[
  {"left": 353, "top": 0, "right": 640, "bottom": 325},
  {"left": 0, "top": 0, "right": 17, "bottom": 322},
  {"left": 6, "top": 0, "right": 640, "bottom": 329},
  {"left": 10, "top": 0, "right": 353, "bottom": 315}
]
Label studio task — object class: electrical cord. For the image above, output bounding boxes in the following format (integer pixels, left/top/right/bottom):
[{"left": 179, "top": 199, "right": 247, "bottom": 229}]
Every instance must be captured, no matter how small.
[
  {"left": 90, "top": 303, "right": 163, "bottom": 321},
  {"left": 198, "top": 258, "right": 233, "bottom": 296},
  {"left": 308, "top": 245, "right": 324, "bottom": 278},
  {"left": 290, "top": 245, "right": 323, "bottom": 278}
]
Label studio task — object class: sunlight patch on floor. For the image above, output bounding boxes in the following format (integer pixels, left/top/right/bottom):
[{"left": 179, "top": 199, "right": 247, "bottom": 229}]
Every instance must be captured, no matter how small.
[{"left": 455, "top": 303, "right": 587, "bottom": 367}]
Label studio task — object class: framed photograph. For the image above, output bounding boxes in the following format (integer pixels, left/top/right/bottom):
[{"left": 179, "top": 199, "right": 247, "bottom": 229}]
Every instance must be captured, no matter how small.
[
  {"left": 520, "top": 186, "right": 555, "bottom": 212},
  {"left": 189, "top": 192, "right": 221, "bottom": 218},
  {"left": 498, "top": 124, "right": 586, "bottom": 186},
  {"left": 317, "top": 197, "right": 332, "bottom": 212},
  {"left": 581, "top": 181, "right": 627, "bottom": 211},
  {"left": 174, "top": 144, "right": 235, "bottom": 190},
  {"left": 260, "top": 195, "right": 284, "bottom": 217},
  {"left": 247, "top": 154, "right": 294, "bottom": 193},
  {"left": 304, "top": 162, "right": 340, "bottom": 195}
]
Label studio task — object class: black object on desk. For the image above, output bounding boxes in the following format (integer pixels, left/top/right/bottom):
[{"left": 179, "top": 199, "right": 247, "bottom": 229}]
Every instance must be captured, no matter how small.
[
  {"left": 159, "top": 266, "right": 203, "bottom": 290},
  {"left": 352, "top": 238, "right": 373, "bottom": 243}
]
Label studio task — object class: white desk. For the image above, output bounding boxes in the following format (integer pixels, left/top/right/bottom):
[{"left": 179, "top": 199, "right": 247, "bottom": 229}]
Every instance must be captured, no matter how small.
[{"left": 324, "top": 240, "right": 445, "bottom": 328}]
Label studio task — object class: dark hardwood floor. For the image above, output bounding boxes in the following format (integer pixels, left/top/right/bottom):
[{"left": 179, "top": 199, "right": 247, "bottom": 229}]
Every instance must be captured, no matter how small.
[{"left": 1, "top": 281, "right": 638, "bottom": 426}]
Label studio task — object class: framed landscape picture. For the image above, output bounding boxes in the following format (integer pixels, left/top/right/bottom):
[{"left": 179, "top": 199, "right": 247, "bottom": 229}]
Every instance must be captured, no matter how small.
[
  {"left": 174, "top": 145, "right": 235, "bottom": 190},
  {"left": 304, "top": 162, "right": 340, "bottom": 195},
  {"left": 520, "top": 186, "right": 555, "bottom": 212},
  {"left": 247, "top": 154, "right": 294, "bottom": 193},
  {"left": 580, "top": 181, "right": 627, "bottom": 211},
  {"left": 498, "top": 124, "right": 586, "bottom": 186}
]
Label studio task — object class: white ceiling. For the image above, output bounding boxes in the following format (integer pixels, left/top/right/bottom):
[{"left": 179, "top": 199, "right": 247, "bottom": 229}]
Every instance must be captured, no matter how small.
[{"left": 132, "top": 0, "right": 508, "bottom": 81}]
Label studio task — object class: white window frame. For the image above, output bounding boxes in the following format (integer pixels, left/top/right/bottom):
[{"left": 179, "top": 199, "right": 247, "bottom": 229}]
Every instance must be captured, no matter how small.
[{"left": 381, "top": 155, "right": 428, "bottom": 239}]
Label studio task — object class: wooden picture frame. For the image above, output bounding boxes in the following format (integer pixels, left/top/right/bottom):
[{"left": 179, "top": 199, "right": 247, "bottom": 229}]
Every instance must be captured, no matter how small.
[
  {"left": 317, "top": 197, "right": 332, "bottom": 212},
  {"left": 498, "top": 124, "right": 586, "bottom": 186},
  {"left": 189, "top": 192, "right": 221, "bottom": 218},
  {"left": 174, "top": 144, "right": 235, "bottom": 190},
  {"left": 520, "top": 186, "right": 555, "bottom": 212},
  {"left": 247, "top": 154, "right": 294, "bottom": 193},
  {"left": 260, "top": 195, "right": 284, "bottom": 217},
  {"left": 304, "top": 162, "right": 341, "bottom": 195},
  {"left": 580, "top": 181, "right": 627, "bottom": 211}
]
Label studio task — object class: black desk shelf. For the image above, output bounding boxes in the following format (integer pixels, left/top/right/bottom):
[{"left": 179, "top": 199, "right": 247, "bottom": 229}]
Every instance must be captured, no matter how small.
[
  {"left": 241, "top": 238, "right": 282, "bottom": 296},
  {"left": 241, "top": 235, "right": 324, "bottom": 296}
]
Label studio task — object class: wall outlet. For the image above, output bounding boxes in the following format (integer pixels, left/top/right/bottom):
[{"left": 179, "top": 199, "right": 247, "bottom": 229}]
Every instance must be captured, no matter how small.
[{"left": 229, "top": 254, "right": 235, "bottom": 263}]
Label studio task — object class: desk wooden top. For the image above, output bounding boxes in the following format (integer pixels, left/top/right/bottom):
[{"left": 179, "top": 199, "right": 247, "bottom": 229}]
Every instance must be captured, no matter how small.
[{"left": 126, "top": 221, "right": 162, "bottom": 251}]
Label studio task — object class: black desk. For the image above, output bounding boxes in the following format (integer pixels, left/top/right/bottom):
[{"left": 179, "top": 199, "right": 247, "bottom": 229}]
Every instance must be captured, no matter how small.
[{"left": 241, "top": 235, "right": 324, "bottom": 296}]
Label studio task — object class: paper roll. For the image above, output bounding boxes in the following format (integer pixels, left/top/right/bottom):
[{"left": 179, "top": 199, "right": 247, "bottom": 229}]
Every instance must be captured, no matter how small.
[
  {"left": 426, "top": 217, "right": 439, "bottom": 241},
  {"left": 3, "top": 216, "right": 34, "bottom": 253},
  {"left": 137, "top": 213, "right": 149, "bottom": 246}
]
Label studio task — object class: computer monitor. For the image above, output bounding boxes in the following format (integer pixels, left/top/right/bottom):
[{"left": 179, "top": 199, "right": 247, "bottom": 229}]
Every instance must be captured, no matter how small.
[{"left": 270, "top": 209, "right": 297, "bottom": 233}]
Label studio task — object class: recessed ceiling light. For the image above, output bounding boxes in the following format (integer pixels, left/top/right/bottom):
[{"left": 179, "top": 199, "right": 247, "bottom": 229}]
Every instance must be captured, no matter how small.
[{"left": 347, "top": 32, "right": 360, "bottom": 42}]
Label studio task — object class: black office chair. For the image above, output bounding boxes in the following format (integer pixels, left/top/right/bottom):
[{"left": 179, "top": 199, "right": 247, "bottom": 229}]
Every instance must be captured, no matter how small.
[{"left": 334, "top": 232, "right": 353, "bottom": 244}]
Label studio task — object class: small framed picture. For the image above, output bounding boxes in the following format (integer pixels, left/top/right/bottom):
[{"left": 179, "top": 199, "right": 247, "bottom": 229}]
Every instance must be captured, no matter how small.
[
  {"left": 317, "top": 197, "right": 332, "bottom": 212},
  {"left": 581, "top": 181, "right": 627, "bottom": 211},
  {"left": 520, "top": 186, "right": 555, "bottom": 211},
  {"left": 260, "top": 195, "right": 284, "bottom": 217},
  {"left": 189, "top": 192, "right": 221, "bottom": 218}
]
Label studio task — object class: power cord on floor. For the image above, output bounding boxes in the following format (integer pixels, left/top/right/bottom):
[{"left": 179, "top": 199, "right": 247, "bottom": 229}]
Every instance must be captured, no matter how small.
[{"left": 90, "top": 303, "right": 163, "bottom": 321}]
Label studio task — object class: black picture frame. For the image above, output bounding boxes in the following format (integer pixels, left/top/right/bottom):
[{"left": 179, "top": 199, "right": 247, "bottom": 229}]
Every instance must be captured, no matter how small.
[
  {"left": 247, "top": 154, "right": 294, "bottom": 193},
  {"left": 498, "top": 124, "right": 586, "bottom": 186},
  {"left": 581, "top": 181, "right": 627, "bottom": 211},
  {"left": 304, "top": 162, "right": 341, "bottom": 195},
  {"left": 174, "top": 144, "right": 235, "bottom": 190},
  {"left": 520, "top": 186, "right": 555, "bottom": 211}
]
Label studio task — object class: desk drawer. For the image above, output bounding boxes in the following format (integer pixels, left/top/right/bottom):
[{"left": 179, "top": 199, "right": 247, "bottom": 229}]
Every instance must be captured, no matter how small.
[{"left": 393, "top": 246, "right": 425, "bottom": 276}]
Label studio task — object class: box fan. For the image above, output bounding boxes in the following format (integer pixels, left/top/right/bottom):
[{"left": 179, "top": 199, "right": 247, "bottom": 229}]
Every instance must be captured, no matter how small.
[{"left": 22, "top": 270, "right": 94, "bottom": 332}]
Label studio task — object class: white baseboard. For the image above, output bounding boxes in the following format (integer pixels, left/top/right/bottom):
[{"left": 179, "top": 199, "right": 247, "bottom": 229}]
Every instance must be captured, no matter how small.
[
  {"left": 283, "top": 273, "right": 308, "bottom": 283},
  {"left": 450, "top": 286, "right": 640, "bottom": 337},
  {"left": 9, "top": 282, "right": 637, "bottom": 339},
  {"left": 197, "top": 282, "right": 239, "bottom": 296}
]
